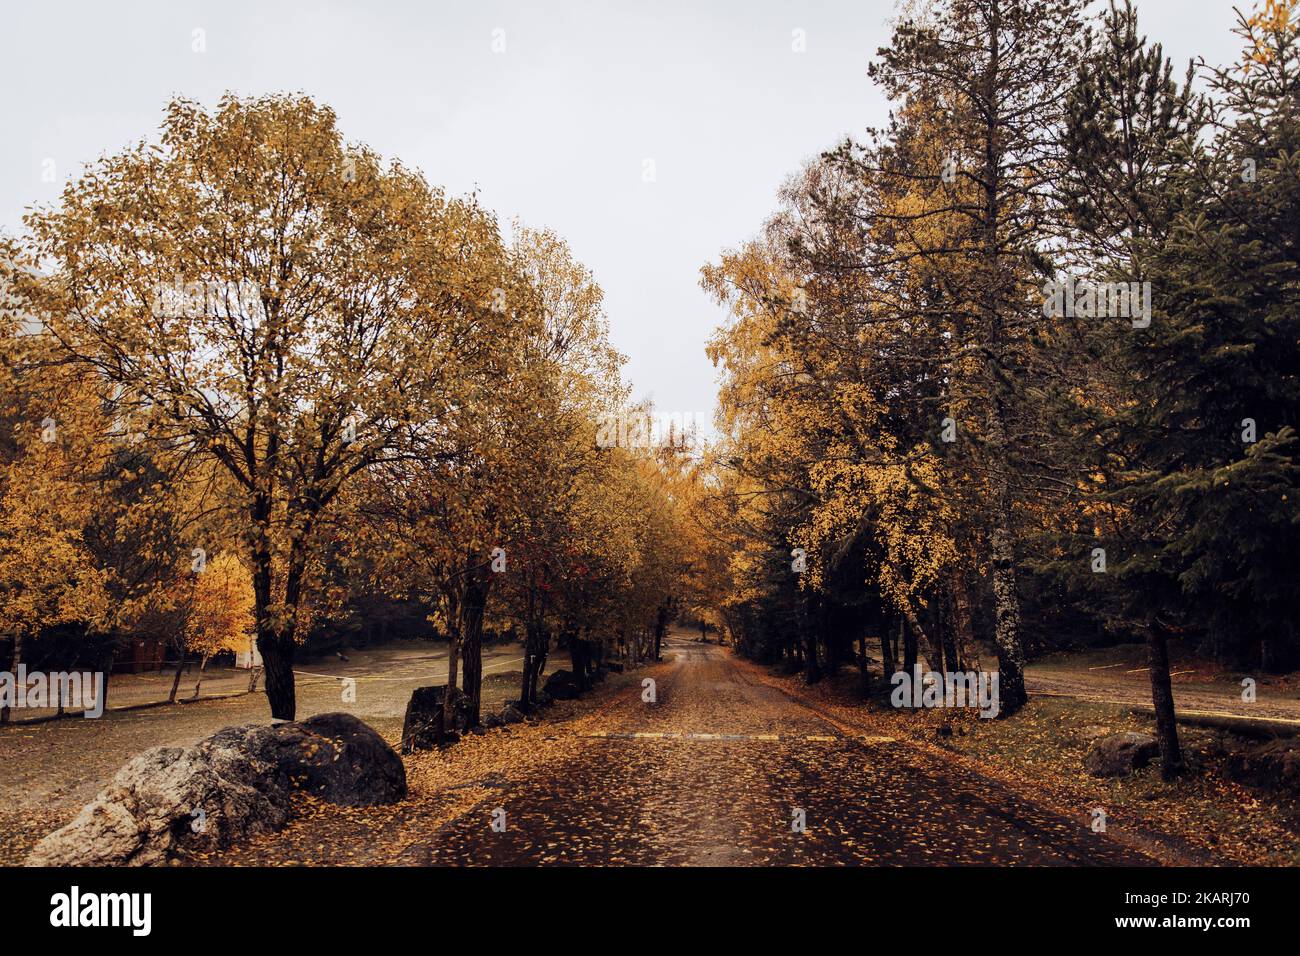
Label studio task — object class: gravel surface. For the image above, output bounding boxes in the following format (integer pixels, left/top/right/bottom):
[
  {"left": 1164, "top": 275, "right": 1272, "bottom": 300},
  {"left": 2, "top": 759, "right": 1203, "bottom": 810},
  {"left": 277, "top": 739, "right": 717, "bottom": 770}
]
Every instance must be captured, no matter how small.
[
  {"left": 0, "top": 638, "right": 564, "bottom": 864},
  {"left": 206, "top": 637, "right": 1157, "bottom": 866}
]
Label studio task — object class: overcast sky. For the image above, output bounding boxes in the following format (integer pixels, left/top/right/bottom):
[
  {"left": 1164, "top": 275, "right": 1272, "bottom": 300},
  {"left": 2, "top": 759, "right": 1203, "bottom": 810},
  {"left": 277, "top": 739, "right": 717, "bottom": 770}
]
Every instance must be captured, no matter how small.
[{"left": 0, "top": 0, "right": 1246, "bottom": 426}]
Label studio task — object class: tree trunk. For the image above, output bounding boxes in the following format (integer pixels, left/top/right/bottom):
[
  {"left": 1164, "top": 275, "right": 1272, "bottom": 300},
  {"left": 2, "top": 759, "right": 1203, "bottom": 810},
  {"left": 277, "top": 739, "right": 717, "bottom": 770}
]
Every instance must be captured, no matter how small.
[
  {"left": 443, "top": 627, "right": 460, "bottom": 740},
  {"left": 258, "top": 633, "right": 297, "bottom": 721},
  {"left": 461, "top": 619, "right": 483, "bottom": 726},
  {"left": 442, "top": 584, "right": 462, "bottom": 742},
  {"left": 988, "top": 516, "right": 1028, "bottom": 716},
  {"left": 98, "top": 644, "right": 113, "bottom": 714},
  {"left": 940, "top": 609, "right": 960, "bottom": 678},
  {"left": 975, "top": 1, "right": 1028, "bottom": 718},
  {"left": 531, "top": 626, "right": 549, "bottom": 702},
  {"left": 879, "top": 618, "right": 896, "bottom": 678},
  {"left": 858, "top": 632, "right": 870, "bottom": 695},
  {"left": 519, "top": 578, "right": 546, "bottom": 709},
  {"left": 654, "top": 603, "right": 669, "bottom": 662},
  {"left": 521, "top": 618, "right": 548, "bottom": 711},
  {"left": 250, "top": 491, "right": 305, "bottom": 721},
  {"left": 168, "top": 647, "right": 186, "bottom": 704},
  {"left": 567, "top": 630, "right": 590, "bottom": 690},
  {"left": 1147, "top": 621, "right": 1184, "bottom": 779},
  {"left": 795, "top": 624, "right": 816, "bottom": 686},
  {"left": 520, "top": 652, "right": 535, "bottom": 710},
  {"left": 984, "top": 406, "right": 1028, "bottom": 715},
  {"left": 821, "top": 602, "right": 838, "bottom": 676},
  {"left": 902, "top": 616, "right": 917, "bottom": 676},
  {"left": 803, "top": 599, "right": 822, "bottom": 685},
  {"left": 192, "top": 654, "right": 210, "bottom": 700},
  {"left": 951, "top": 568, "right": 979, "bottom": 670},
  {"left": 903, "top": 604, "right": 941, "bottom": 673},
  {"left": 1, "top": 632, "right": 24, "bottom": 724},
  {"left": 459, "top": 569, "right": 488, "bottom": 726}
]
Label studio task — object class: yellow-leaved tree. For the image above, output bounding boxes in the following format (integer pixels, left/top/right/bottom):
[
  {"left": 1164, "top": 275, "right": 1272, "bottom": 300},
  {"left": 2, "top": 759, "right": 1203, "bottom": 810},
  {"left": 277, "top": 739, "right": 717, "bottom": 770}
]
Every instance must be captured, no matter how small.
[
  {"left": 8, "top": 94, "right": 520, "bottom": 718},
  {"left": 178, "top": 552, "right": 255, "bottom": 701}
]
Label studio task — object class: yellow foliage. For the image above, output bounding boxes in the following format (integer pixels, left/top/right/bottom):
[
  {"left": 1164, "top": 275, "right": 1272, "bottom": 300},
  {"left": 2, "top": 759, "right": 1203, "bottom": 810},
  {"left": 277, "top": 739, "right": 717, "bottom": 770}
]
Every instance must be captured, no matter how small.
[{"left": 184, "top": 552, "right": 255, "bottom": 658}]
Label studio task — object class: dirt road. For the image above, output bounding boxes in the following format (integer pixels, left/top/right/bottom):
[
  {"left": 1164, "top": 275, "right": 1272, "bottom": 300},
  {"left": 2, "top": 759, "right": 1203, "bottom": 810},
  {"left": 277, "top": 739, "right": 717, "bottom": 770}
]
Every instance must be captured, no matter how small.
[{"left": 211, "top": 639, "right": 1156, "bottom": 866}]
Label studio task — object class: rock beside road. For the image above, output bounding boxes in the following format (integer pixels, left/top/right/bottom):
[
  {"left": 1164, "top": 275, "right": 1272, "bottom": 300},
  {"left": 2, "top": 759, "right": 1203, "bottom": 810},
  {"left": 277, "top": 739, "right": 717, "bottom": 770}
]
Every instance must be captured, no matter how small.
[
  {"left": 26, "top": 713, "right": 404, "bottom": 867},
  {"left": 1084, "top": 732, "right": 1159, "bottom": 777},
  {"left": 1225, "top": 738, "right": 1300, "bottom": 796},
  {"left": 221, "top": 712, "right": 406, "bottom": 807},
  {"left": 498, "top": 703, "right": 526, "bottom": 725},
  {"left": 401, "top": 685, "right": 474, "bottom": 753},
  {"left": 543, "top": 669, "right": 582, "bottom": 701}
]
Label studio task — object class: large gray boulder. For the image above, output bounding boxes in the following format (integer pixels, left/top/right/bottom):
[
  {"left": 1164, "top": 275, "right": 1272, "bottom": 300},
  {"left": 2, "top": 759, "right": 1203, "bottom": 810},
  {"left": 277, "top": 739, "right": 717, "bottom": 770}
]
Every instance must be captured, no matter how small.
[
  {"left": 1084, "top": 732, "right": 1159, "bottom": 777},
  {"left": 214, "top": 712, "right": 407, "bottom": 807},
  {"left": 26, "top": 712, "right": 404, "bottom": 867}
]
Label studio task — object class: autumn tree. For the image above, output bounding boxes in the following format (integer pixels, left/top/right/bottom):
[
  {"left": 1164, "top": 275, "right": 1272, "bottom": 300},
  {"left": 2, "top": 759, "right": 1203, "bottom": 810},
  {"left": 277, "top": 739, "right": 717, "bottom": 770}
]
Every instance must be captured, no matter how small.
[
  {"left": 862, "top": 0, "right": 1093, "bottom": 714},
  {"left": 0, "top": 342, "right": 111, "bottom": 720},
  {"left": 1043, "top": 0, "right": 1208, "bottom": 776},
  {"left": 9, "top": 94, "right": 519, "bottom": 719},
  {"left": 181, "top": 551, "right": 255, "bottom": 700}
]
